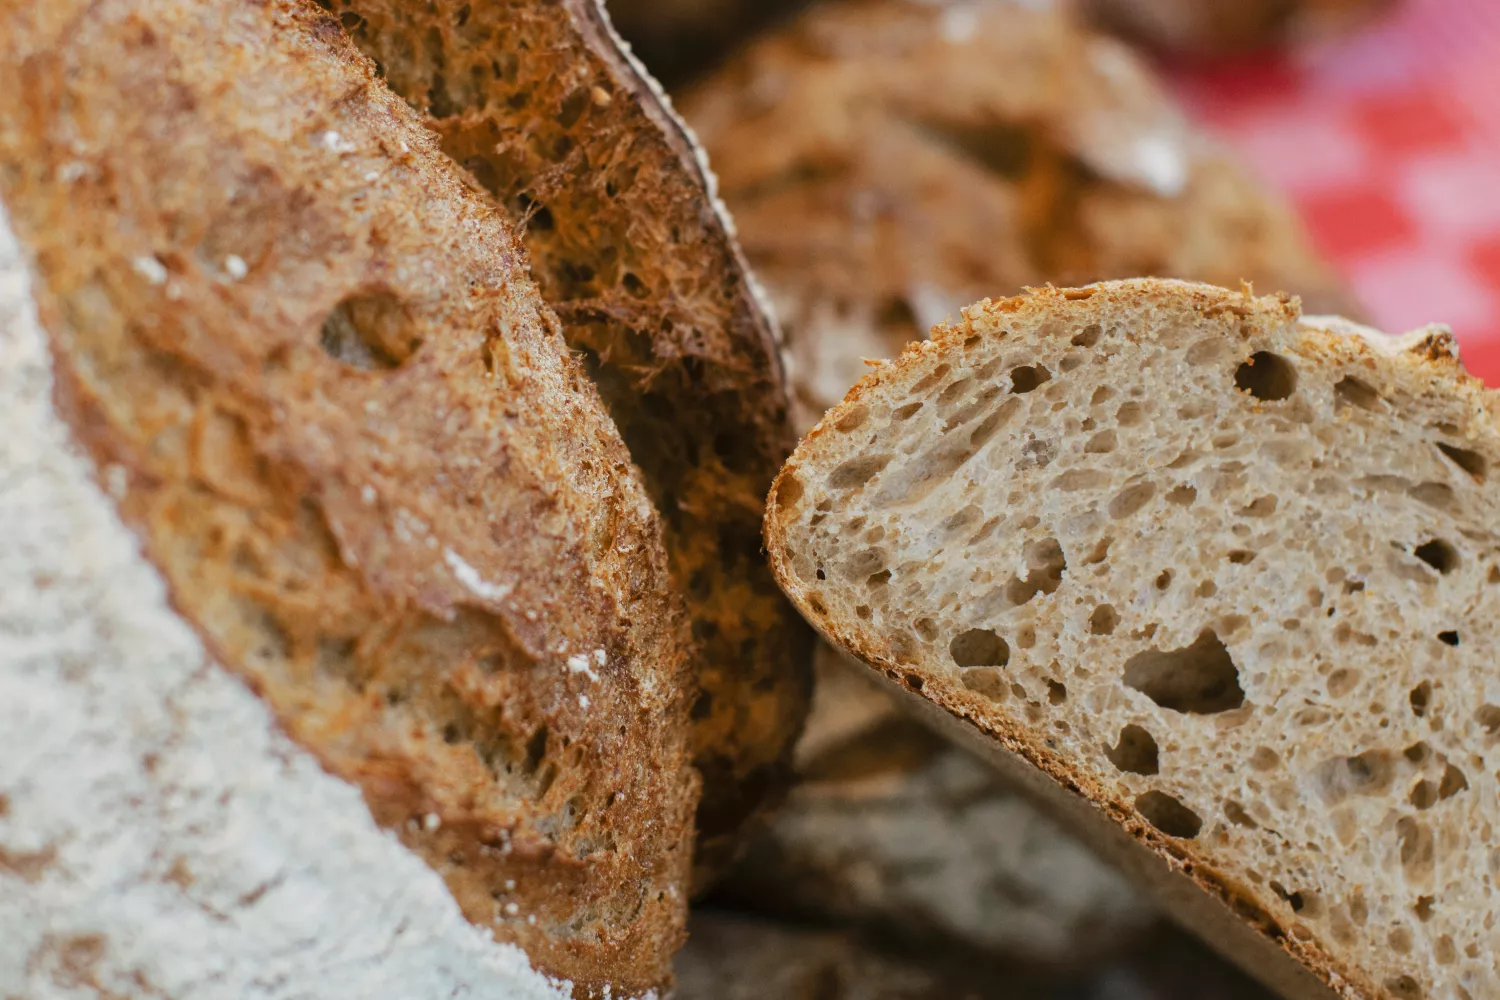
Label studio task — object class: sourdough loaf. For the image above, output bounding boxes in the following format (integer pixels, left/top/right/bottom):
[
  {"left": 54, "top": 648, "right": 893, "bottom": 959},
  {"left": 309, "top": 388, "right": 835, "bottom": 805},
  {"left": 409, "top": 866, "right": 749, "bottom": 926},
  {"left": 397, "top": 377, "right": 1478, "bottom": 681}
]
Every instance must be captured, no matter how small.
[
  {"left": 0, "top": 1, "right": 697, "bottom": 995},
  {"left": 314, "top": 0, "right": 813, "bottom": 881},
  {"left": 679, "top": 0, "right": 1358, "bottom": 431},
  {"left": 1082, "top": 0, "right": 1396, "bottom": 55},
  {"left": 715, "top": 645, "right": 1153, "bottom": 965},
  {"left": 767, "top": 279, "right": 1498, "bottom": 1000},
  {"left": 0, "top": 206, "right": 573, "bottom": 1000}
]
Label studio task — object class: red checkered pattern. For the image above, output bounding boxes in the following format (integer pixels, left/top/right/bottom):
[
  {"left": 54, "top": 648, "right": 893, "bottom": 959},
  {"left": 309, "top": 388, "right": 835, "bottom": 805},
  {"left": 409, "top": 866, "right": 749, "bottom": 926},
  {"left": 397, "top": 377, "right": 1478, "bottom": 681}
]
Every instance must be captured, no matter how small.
[{"left": 1166, "top": 0, "right": 1500, "bottom": 384}]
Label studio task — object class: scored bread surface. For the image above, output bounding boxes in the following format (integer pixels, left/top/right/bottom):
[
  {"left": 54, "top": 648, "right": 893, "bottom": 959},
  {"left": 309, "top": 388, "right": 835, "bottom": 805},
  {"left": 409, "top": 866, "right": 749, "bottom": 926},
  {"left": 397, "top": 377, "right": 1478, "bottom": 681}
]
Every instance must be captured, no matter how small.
[
  {"left": 766, "top": 279, "right": 1500, "bottom": 1000},
  {"left": 315, "top": 0, "right": 814, "bottom": 880},
  {"left": 0, "top": 2, "right": 696, "bottom": 995}
]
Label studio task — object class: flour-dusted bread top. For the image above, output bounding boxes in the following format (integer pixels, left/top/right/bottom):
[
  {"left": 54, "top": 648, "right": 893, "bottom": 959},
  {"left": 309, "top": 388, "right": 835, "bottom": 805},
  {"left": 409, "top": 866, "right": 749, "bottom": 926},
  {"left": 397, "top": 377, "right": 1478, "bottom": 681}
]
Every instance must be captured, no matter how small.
[
  {"left": 314, "top": 0, "right": 813, "bottom": 882},
  {"left": 0, "top": 207, "right": 574, "bottom": 1000},
  {"left": 0, "top": 2, "right": 697, "bottom": 995},
  {"left": 680, "top": 0, "right": 1357, "bottom": 433},
  {"left": 767, "top": 279, "right": 1500, "bottom": 1000},
  {"left": 716, "top": 647, "right": 1154, "bottom": 965}
]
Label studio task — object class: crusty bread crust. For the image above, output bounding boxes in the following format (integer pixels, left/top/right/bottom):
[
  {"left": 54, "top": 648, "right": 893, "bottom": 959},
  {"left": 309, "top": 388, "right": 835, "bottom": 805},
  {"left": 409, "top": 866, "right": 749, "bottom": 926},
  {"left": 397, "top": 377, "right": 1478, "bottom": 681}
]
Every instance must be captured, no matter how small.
[
  {"left": 317, "top": 0, "right": 814, "bottom": 882},
  {"left": 766, "top": 279, "right": 1498, "bottom": 1000},
  {"left": 0, "top": 2, "right": 697, "bottom": 995}
]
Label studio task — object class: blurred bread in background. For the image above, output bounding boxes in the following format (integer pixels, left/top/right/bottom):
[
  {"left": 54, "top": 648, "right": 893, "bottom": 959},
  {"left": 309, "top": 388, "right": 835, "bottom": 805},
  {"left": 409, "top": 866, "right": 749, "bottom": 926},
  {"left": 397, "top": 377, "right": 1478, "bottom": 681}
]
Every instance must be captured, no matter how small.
[
  {"left": 1083, "top": 0, "right": 1397, "bottom": 55},
  {"left": 678, "top": 0, "right": 1360, "bottom": 431},
  {"left": 711, "top": 647, "right": 1154, "bottom": 967}
]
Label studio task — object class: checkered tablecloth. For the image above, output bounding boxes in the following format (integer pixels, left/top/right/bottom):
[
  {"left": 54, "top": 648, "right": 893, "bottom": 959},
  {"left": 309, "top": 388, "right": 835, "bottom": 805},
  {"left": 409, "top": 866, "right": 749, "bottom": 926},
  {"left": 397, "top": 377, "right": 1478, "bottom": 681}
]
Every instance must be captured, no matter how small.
[{"left": 1165, "top": 0, "right": 1500, "bottom": 384}]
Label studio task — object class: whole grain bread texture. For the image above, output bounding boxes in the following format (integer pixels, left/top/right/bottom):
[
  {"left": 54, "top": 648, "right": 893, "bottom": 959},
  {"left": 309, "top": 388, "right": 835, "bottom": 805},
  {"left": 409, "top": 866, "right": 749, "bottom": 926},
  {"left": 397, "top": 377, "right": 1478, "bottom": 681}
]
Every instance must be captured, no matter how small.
[
  {"left": 313, "top": 0, "right": 813, "bottom": 881},
  {"left": 0, "top": 2, "right": 698, "bottom": 995},
  {"left": 679, "top": 0, "right": 1358, "bottom": 432},
  {"left": 715, "top": 644, "right": 1153, "bottom": 966},
  {"left": 766, "top": 279, "right": 1500, "bottom": 1000},
  {"left": 1082, "top": 0, "right": 1396, "bottom": 55}
]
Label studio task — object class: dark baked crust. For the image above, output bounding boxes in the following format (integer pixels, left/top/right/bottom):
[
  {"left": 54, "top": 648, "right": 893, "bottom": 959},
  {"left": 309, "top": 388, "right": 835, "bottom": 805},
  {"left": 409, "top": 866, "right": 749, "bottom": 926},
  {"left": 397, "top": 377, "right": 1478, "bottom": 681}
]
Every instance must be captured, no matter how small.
[
  {"left": 0, "top": 1, "right": 697, "bottom": 995},
  {"left": 315, "top": 0, "right": 814, "bottom": 884}
]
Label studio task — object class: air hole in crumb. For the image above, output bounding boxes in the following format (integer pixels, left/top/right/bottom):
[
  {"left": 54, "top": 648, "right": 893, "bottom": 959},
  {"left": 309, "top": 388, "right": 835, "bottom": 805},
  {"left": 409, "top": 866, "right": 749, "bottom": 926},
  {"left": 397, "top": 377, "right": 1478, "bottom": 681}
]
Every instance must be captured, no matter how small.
[
  {"left": 1155, "top": 569, "right": 1173, "bottom": 591},
  {"left": 1414, "top": 896, "right": 1435, "bottom": 922},
  {"left": 1166, "top": 485, "right": 1196, "bottom": 506},
  {"left": 815, "top": 568, "right": 826, "bottom": 581},
  {"left": 777, "top": 474, "right": 804, "bottom": 510},
  {"left": 1071, "top": 324, "right": 1101, "bottom": 348},
  {"left": 1089, "top": 604, "right": 1118, "bottom": 636},
  {"left": 1085, "top": 429, "right": 1118, "bottom": 454},
  {"left": 1438, "top": 630, "right": 1459, "bottom": 647},
  {"left": 867, "top": 570, "right": 891, "bottom": 588},
  {"left": 834, "top": 406, "right": 869, "bottom": 432},
  {"left": 950, "top": 629, "right": 1009, "bottom": 668},
  {"left": 1234, "top": 351, "right": 1297, "bottom": 401},
  {"left": 1440, "top": 763, "right": 1469, "bottom": 799},
  {"left": 1314, "top": 750, "right": 1396, "bottom": 804},
  {"left": 1410, "top": 779, "right": 1438, "bottom": 810},
  {"left": 1136, "top": 790, "right": 1202, "bottom": 838},
  {"left": 855, "top": 604, "right": 871, "bottom": 620},
  {"left": 1010, "top": 364, "right": 1050, "bottom": 394},
  {"left": 320, "top": 291, "right": 419, "bottom": 370},
  {"left": 914, "top": 618, "right": 939, "bottom": 642},
  {"left": 1016, "top": 626, "right": 1036, "bottom": 649},
  {"left": 808, "top": 597, "right": 827, "bottom": 617},
  {"left": 1047, "top": 681, "right": 1067, "bottom": 705},
  {"left": 1410, "top": 681, "right": 1432, "bottom": 717},
  {"left": 1243, "top": 495, "right": 1278, "bottom": 518},
  {"left": 1250, "top": 746, "right": 1279, "bottom": 771},
  {"left": 1116, "top": 402, "right": 1144, "bottom": 427},
  {"left": 1475, "top": 704, "right": 1500, "bottom": 736},
  {"left": 1090, "top": 386, "right": 1114, "bottom": 406},
  {"left": 828, "top": 453, "right": 893, "bottom": 489},
  {"left": 1106, "top": 724, "right": 1158, "bottom": 774},
  {"left": 1435, "top": 442, "right": 1487, "bottom": 481},
  {"left": 1334, "top": 376, "right": 1381, "bottom": 411},
  {"left": 905, "top": 674, "right": 924, "bottom": 691},
  {"left": 1228, "top": 550, "right": 1256, "bottom": 565},
  {"left": 909, "top": 364, "right": 951, "bottom": 395},
  {"left": 893, "top": 401, "right": 923, "bottom": 420},
  {"left": 1404, "top": 742, "right": 1431, "bottom": 764},
  {"left": 1109, "top": 481, "right": 1156, "bottom": 520},
  {"left": 1396, "top": 818, "right": 1434, "bottom": 879},
  {"left": 1123, "top": 629, "right": 1244, "bottom": 714},
  {"left": 1383, "top": 975, "right": 1422, "bottom": 1000},
  {"left": 1413, "top": 539, "right": 1459, "bottom": 574},
  {"left": 1224, "top": 800, "right": 1257, "bottom": 828},
  {"left": 1006, "top": 537, "right": 1067, "bottom": 606}
]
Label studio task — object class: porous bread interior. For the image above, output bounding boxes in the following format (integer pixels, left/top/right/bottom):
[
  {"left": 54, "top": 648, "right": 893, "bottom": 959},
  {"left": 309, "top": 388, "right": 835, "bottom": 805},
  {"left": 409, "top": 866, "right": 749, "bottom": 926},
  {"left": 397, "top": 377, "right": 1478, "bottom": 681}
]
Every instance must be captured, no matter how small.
[
  {"left": 0, "top": 3, "right": 693, "bottom": 995},
  {"left": 769, "top": 280, "right": 1500, "bottom": 1000},
  {"left": 318, "top": 0, "right": 813, "bottom": 879},
  {"left": 678, "top": 0, "right": 1358, "bottom": 433}
]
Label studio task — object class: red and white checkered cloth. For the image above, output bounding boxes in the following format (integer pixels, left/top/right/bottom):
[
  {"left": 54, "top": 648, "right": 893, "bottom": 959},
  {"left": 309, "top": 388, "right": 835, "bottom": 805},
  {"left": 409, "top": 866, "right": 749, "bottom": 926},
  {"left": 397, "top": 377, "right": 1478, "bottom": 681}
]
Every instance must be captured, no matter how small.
[{"left": 1165, "top": 0, "right": 1500, "bottom": 384}]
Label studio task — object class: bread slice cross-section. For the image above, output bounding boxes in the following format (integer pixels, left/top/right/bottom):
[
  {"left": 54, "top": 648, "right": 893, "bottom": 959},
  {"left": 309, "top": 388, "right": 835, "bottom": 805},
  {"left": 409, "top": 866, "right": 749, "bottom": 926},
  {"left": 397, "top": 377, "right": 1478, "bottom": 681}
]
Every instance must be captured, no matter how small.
[{"left": 766, "top": 279, "right": 1500, "bottom": 1000}]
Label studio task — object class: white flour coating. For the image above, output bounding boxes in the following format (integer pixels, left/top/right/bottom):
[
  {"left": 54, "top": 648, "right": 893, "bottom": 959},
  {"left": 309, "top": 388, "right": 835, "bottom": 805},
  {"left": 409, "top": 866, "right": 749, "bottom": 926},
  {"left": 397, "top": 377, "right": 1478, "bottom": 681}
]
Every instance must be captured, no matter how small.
[{"left": 0, "top": 208, "right": 572, "bottom": 1000}]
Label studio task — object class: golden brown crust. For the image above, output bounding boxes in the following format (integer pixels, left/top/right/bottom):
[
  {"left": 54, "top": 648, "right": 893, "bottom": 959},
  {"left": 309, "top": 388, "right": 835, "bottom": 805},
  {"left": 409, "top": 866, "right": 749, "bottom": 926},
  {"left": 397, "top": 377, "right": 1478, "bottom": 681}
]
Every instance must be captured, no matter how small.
[
  {"left": 679, "top": 0, "right": 1359, "bottom": 432},
  {"left": 0, "top": 1, "right": 698, "bottom": 995},
  {"left": 316, "top": 0, "right": 814, "bottom": 884},
  {"left": 764, "top": 279, "right": 1492, "bottom": 1000}
]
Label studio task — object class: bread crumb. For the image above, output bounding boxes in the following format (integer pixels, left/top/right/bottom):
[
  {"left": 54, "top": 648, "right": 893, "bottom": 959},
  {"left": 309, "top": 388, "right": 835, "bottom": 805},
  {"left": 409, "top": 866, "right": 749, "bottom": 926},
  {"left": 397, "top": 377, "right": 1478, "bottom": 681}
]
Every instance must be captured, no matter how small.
[
  {"left": 423, "top": 812, "right": 441, "bottom": 832},
  {"left": 319, "top": 130, "right": 355, "bottom": 153},
  {"left": 579, "top": 694, "right": 591, "bottom": 709},
  {"left": 223, "top": 254, "right": 248, "bottom": 280},
  {"left": 566, "top": 653, "right": 600, "bottom": 681}
]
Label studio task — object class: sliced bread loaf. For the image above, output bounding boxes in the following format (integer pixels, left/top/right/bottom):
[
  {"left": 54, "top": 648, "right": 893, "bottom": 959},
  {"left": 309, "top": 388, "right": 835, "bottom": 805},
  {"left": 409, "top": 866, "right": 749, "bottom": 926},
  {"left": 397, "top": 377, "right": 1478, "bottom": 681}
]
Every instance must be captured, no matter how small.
[
  {"left": 315, "top": 0, "right": 813, "bottom": 880},
  {"left": 679, "top": 0, "right": 1358, "bottom": 432},
  {"left": 766, "top": 279, "right": 1497, "bottom": 1000},
  {"left": 0, "top": 2, "right": 695, "bottom": 995}
]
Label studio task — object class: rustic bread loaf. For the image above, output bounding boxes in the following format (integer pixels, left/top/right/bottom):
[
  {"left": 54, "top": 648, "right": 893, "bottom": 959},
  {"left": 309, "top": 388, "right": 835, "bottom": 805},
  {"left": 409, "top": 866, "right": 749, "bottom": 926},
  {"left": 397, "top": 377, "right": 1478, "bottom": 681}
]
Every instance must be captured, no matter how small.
[
  {"left": 0, "top": 2, "right": 697, "bottom": 995},
  {"left": 766, "top": 279, "right": 1498, "bottom": 1000},
  {"left": 0, "top": 206, "right": 573, "bottom": 1000},
  {"left": 679, "top": 0, "right": 1358, "bottom": 431},
  {"left": 715, "top": 645, "right": 1153, "bottom": 965},
  {"left": 1082, "top": 0, "right": 1396, "bottom": 55},
  {"left": 315, "top": 0, "right": 813, "bottom": 881}
]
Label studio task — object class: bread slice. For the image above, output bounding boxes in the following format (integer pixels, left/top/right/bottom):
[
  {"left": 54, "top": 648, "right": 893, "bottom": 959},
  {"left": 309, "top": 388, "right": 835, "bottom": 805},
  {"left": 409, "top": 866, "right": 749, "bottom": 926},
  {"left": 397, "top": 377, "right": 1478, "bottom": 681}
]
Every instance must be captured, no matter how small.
[
  {"left": 678, "top": 0, "right": 1359, "bottom": 432},
  {"left": 0, "top": 2, "right": 696, "bottom": 995},
  {"left": 766, "top": 279, "right": 1498, "bottom": 1000},
  {"left": 715, "top": 645, "right": 1153, "bottom": 965},
  {"left": 316, "top": 0, "right": 813, "bottom": 880},
  {"left": 1082, "top": 0, "right": 1396, "bottom": 55},
  {"left": 0, "top": 205, "right": 572, "bottom": 1000}
]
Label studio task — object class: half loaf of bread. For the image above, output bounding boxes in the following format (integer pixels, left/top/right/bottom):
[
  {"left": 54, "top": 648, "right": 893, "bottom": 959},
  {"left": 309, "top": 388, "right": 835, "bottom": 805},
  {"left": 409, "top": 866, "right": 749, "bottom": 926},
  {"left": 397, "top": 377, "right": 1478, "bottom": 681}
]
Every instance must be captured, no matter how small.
[
  {"left": 767, "top": 279, "right": 1497, "bottom": 1000},
  {"left": 314, "top": 0, "right": 814, "bottom": 880},
  {"left": 0, "top": 1, "right": 696, "bottom": 995}
]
